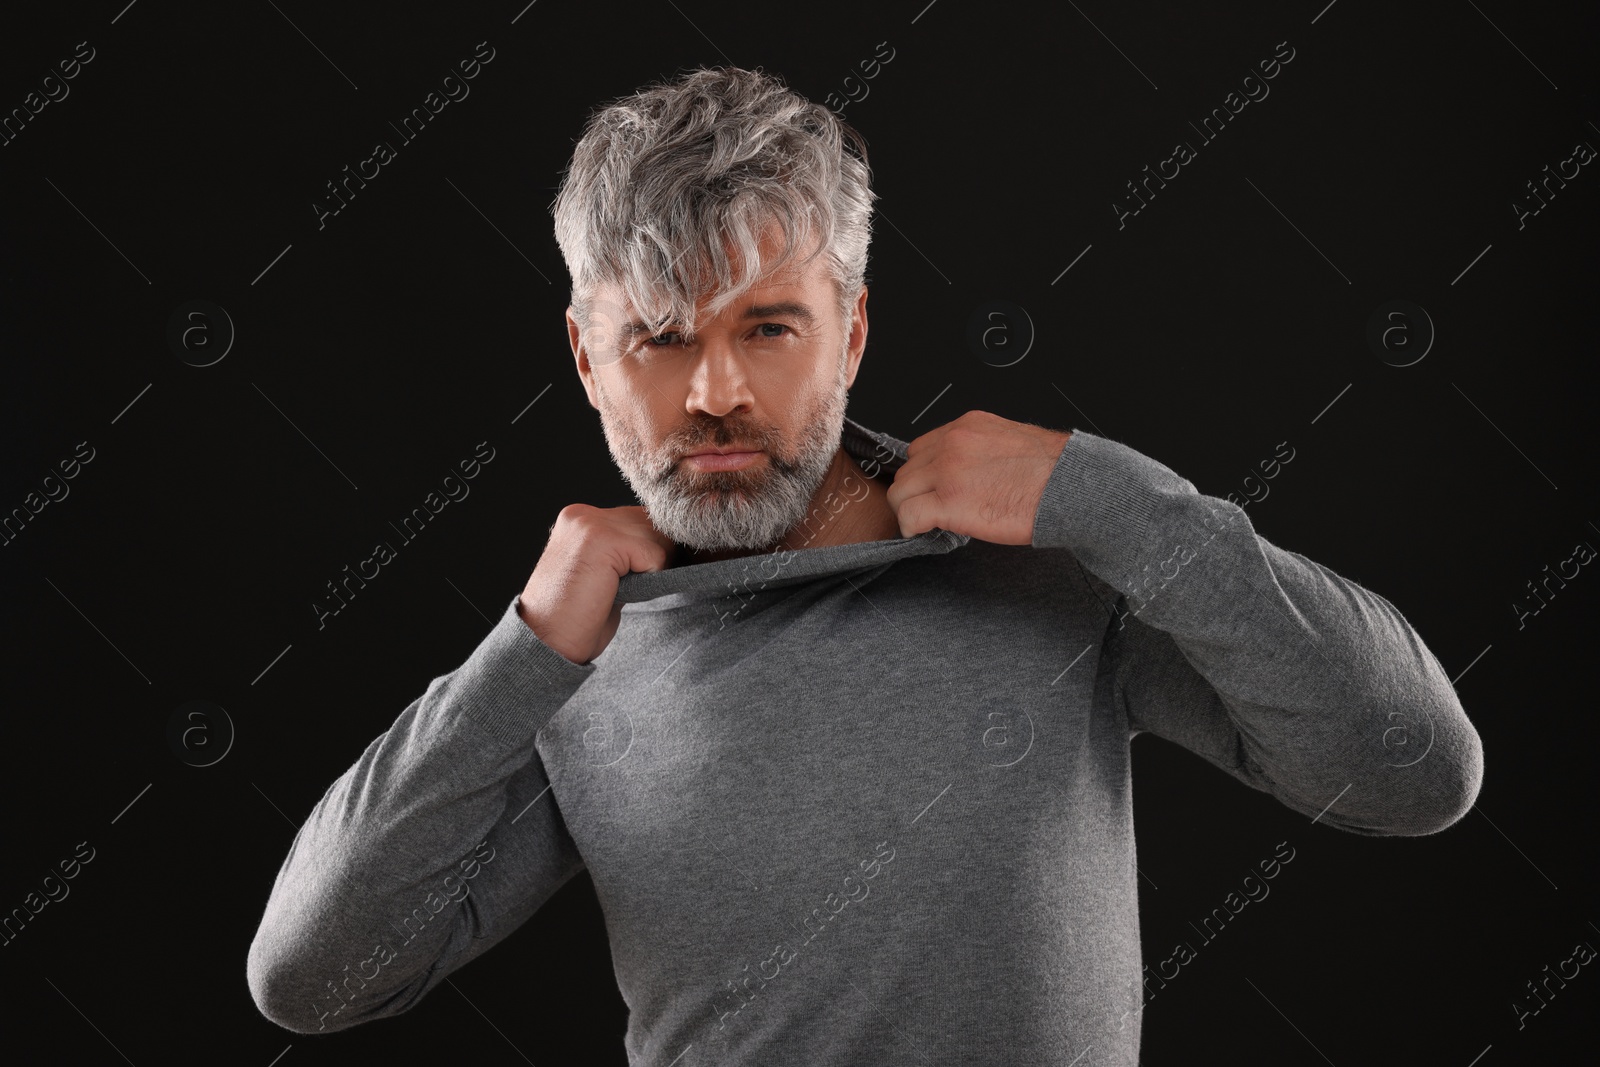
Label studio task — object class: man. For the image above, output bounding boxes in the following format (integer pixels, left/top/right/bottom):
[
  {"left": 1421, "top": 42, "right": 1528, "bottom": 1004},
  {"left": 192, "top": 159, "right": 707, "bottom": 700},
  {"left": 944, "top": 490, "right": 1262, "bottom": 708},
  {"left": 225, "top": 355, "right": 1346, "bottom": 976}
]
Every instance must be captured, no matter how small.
[{"left": 246, "top": 66, "right": 1484, "bottom": 1064}]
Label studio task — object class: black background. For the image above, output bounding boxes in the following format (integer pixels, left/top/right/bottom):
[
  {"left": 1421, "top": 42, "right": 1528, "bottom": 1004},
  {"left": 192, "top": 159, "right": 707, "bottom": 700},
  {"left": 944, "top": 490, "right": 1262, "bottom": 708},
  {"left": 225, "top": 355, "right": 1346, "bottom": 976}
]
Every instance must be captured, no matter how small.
[{"left": 2, "top": 1, "right": 1596, "bottom": 1063}]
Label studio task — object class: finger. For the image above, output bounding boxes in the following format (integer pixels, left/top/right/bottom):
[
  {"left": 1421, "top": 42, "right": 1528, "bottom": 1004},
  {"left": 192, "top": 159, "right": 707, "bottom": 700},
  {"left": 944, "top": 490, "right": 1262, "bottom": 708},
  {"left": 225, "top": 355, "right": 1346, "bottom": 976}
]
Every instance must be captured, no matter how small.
[
  {"left": 884, "top": 456, "right": 935, "bottom": 516},
  {"left": 891, "top": 488, "right": 942, "bottom": 539},
  {"left": 901, "top": 420, "right": 950, "bottom": 460}
]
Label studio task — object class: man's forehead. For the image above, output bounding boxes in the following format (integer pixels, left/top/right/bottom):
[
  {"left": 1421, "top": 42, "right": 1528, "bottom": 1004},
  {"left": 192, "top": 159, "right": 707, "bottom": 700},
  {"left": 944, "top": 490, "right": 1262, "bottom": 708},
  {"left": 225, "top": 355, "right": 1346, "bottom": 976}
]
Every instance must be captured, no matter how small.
[
  {"left": 595, "top": 225, "right": 832, "bottom": 321},
  {"left": 592, "top": 256, "right": 824, "bottom": 328}
]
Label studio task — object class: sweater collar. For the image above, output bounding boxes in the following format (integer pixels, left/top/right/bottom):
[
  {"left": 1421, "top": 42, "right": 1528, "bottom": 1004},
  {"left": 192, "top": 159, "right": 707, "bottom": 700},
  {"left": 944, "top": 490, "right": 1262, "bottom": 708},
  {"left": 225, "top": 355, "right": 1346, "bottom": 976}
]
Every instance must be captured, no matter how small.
[{"left": 614, "top": 414, "right": 972, "bottom": 607}]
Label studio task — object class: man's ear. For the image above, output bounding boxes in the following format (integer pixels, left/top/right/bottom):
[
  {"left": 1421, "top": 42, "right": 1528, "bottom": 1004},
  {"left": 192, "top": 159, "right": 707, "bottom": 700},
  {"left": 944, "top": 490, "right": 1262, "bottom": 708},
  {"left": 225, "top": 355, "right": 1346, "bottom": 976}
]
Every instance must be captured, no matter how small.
[
  {"left": 843, "top": 285, "right": 869, "bottom": 390},
  {"left": 567, "top": 305, "right": 600, "bottom": 410}
]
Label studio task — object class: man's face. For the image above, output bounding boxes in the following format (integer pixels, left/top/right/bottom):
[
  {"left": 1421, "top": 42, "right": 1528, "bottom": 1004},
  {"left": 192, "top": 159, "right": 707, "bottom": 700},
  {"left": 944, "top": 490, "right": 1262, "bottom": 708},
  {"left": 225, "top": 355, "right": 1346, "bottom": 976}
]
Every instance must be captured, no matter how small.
[{"left": 567, "top": 230, "right": 869, "bottom": 553}]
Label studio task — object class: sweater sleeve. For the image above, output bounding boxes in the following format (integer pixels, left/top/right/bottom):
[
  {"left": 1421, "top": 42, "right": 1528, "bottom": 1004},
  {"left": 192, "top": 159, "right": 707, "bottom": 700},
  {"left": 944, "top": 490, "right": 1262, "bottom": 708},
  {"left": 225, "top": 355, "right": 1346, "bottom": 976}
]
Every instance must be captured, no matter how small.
[
  {"left": 246, "top": 594, "right": 597, "bottom": 1034},
  {"left": 1031, "top": 429, "right": 1484, "bottom": 836}
]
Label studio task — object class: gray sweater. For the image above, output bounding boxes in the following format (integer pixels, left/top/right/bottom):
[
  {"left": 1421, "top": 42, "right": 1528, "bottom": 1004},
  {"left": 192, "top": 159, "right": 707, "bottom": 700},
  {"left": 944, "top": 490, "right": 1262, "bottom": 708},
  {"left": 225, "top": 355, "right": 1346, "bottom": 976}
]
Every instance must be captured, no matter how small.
[{"left": 246, "top": 415, "right": 1484, "bottom": 1065}]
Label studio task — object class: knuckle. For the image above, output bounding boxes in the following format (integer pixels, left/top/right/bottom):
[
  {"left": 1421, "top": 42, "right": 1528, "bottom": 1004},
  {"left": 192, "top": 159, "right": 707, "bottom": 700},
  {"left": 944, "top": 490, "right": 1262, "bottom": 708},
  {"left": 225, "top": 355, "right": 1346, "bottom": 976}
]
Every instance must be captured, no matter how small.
[{"left": 560, "top": 503, "right": 601, "bottom": 529}]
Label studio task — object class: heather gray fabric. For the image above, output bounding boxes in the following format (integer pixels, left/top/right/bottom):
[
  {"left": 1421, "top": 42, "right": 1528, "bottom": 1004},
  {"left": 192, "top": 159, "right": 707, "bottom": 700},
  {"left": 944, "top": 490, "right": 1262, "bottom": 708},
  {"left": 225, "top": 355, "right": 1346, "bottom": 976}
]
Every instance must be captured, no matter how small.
[{"left": 246, "top": 414, "right": 1484, "bottom": 1064}]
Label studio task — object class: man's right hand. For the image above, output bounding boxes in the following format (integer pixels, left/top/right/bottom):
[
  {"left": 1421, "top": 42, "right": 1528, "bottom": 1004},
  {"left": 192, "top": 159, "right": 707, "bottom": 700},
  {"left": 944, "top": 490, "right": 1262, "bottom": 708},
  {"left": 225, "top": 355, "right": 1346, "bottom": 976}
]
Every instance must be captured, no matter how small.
[{"left": 517, "top": 504, "right": 679, "bottom": 665}]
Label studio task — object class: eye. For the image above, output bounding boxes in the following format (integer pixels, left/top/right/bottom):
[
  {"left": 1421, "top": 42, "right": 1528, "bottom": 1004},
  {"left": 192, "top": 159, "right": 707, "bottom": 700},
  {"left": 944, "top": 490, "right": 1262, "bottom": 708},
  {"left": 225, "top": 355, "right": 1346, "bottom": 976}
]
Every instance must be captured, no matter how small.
[
  {"left": 755, "top": 323, "right": 790, "bottom": 339},
  {"left": 644, "top": 331, "right": 682, "bottom": 347}
]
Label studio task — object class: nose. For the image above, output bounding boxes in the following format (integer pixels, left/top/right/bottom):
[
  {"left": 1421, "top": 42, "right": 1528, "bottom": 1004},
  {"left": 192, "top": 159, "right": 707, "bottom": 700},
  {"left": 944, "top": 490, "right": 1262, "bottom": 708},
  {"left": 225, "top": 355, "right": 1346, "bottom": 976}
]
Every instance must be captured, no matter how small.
[{"left": 683, "top": 334, "right": 755, "bottom": 419}]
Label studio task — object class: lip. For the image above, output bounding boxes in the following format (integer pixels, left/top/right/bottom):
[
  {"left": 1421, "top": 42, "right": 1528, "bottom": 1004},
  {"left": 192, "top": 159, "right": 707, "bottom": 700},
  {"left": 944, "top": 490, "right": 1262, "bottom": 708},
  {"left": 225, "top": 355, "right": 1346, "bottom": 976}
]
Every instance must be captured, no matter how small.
[
  {"left": 683, "top": 449, "right": 763, "bottom": 471},
  {"left": 684, "top": 445, "right": 760, "bottom": 456}
]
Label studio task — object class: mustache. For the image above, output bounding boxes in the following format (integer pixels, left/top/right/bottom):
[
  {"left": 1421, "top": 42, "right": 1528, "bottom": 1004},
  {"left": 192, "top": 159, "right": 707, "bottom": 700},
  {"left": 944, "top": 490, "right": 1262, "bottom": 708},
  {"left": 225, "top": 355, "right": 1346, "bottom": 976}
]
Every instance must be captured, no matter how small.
[{"left": 668, "top": 417, "right": 779, "bottom": 458}]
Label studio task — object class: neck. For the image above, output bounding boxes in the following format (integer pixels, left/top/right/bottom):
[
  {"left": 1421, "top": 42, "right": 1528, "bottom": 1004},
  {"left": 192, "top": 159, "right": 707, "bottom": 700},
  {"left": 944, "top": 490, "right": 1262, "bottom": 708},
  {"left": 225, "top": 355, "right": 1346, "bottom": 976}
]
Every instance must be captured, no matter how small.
[{"left": 681, "top": 446, "right": 902, "bottom": 566}]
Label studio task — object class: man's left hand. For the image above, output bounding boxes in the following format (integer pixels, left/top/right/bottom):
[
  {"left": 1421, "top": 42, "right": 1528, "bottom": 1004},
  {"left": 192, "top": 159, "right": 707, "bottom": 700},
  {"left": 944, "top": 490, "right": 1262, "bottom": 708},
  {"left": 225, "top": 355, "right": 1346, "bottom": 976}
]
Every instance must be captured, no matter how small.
[{"left": 886, "top": 411, "right": 1072, "bottom": 545}]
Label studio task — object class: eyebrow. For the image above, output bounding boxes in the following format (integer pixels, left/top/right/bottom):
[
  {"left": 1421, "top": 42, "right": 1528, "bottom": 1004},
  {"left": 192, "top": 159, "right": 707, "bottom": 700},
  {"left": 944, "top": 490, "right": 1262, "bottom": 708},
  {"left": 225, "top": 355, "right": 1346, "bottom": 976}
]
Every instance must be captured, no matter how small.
[{"left": 623, "top": 301, "right": 818, "bottom": 336}]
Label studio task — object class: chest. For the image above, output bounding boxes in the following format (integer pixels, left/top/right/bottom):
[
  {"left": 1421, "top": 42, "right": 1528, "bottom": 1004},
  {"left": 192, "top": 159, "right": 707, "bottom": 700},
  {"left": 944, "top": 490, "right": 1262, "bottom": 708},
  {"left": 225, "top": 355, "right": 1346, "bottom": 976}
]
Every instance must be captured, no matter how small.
[{"left": 534, "top": 556, "right": 1119, "bottom": 882}]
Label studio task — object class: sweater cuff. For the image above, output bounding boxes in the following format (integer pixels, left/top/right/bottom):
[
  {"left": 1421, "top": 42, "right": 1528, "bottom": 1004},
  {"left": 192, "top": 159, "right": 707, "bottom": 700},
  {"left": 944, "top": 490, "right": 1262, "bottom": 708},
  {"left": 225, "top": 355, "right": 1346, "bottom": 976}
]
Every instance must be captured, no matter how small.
[
  {"left": 454, "top": 595, "right": 597, "bottom": 748},
  {"left": 1030, "top": 429, "right": 1199, "bottom": 587}
]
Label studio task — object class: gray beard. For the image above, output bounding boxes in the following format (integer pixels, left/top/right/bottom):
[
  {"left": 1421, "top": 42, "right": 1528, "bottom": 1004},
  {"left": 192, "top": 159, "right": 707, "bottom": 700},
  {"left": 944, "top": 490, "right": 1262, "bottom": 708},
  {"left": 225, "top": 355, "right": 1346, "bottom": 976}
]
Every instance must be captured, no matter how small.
[{"left": 596, "top": 351, "right": 850, "bottom": 552}]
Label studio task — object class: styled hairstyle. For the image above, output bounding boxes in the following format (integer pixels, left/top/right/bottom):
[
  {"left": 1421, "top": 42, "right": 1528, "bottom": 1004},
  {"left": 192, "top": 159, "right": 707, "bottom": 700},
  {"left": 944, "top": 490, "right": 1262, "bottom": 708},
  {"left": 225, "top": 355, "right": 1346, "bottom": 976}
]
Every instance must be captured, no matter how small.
[{"left": 551, "top": 66, "right": 876, "bottom": 345}]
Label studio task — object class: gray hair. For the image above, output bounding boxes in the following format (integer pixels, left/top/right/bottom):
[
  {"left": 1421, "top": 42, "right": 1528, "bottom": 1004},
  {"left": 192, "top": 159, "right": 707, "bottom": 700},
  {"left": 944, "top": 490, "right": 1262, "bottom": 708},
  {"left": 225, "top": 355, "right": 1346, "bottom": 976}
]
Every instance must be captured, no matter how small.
[{"left": 550, "top": 66, "right": 876, "bottom": 346}]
